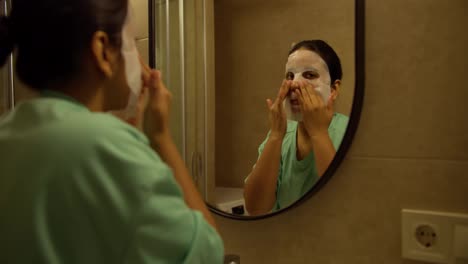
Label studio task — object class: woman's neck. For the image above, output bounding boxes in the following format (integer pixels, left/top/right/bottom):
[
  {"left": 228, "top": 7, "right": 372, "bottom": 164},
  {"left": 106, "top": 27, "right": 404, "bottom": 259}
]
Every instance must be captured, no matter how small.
[{"left": 49, "top": 81, "right": 105, "bottom": 112}]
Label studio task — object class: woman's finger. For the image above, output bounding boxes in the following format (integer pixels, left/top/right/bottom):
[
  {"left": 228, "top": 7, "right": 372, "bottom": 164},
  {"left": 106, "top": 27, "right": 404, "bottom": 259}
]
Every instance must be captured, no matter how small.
[
  {"left": 297, "top": 85, "right": 311, "bottom": 113},
  {"left": 140, "top": 60, "right": 151, "bottom": 87},
  {"left": 276, "top": 80, "right": 290, "bottom": 103},
  {"left": 272, "top": 80, "right": 288, "bottom": 107},
  {"left": 151, "top": 70, "right": 172, "bottom": 103},
  {"left": 304, "top": 82, "right": 321, "bottom": 107},
  {"left": 326, "top": 95, "right": 334, "bottom": 112},
  {"left": 295, "top": 87, "right": 306, "bottom": 112},
  {"left": 142, "top": 71, "right": 151, "bottom": 88},
  {"left": 155, "top": 71, "right": 170, "bottom": 98},
  {"left": 139, "top": 55, "right": 152, "bottom": 72},
  {"left": 315, "top": 84, "right": 329, "bottom": 106},
  {"left": 138, "top": 85, "right": 149, "bottom": 107},
  {"left": 313, "top": 87, "right": 326, "bottom": 107},
  {"left": 298, "top": 82, "right": 312, "bottom": 109},
  {"left": 146, "top": 70, "right": 159, "bottom": 99},
  {"left": 266, "top": 99, "right": 273, "bottom": 110}
]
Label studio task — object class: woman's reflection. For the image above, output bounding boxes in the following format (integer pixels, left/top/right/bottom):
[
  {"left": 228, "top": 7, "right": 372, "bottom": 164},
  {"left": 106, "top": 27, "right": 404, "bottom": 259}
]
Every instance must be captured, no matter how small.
[{"left": 244, "top": 40, "right": 349, "bottom": 216}]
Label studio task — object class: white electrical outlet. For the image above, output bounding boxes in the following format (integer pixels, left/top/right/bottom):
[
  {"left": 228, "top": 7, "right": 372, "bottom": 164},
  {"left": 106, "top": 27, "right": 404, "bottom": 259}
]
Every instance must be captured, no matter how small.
[
  {"left": 402, "top": 209, "right": 468, "bottom": 264},
  {"left": 415, "top": 224, "right": 438, "bottom": 248}
]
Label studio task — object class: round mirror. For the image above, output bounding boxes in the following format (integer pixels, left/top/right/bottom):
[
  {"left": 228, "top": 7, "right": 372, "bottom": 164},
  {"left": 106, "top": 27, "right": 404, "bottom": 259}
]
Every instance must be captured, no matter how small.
[
  {"left": 208, "top": 0, "right": 365, "bottom": 219},
  {"left": 149, "top": 0, "right": 365, "bottom": 219}
]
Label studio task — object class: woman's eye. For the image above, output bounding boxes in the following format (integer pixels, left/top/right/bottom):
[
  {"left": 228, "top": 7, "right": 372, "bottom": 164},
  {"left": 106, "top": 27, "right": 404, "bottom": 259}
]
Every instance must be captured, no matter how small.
[
  {"left": 286, "top": 72, "right": 294, "bottom": 80},
  {"left": 303, "top": 72, "right": 317, "bottom": 79}
]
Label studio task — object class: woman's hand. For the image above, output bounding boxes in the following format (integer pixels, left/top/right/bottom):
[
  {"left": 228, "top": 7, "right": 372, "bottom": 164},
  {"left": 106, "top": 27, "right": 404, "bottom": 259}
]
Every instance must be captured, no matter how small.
[
  {"left": 140, "top": 60, "right": 173, "bottom": 144},
  {"left": 110, "top": 88, "right": 148, "bottom": 131},
  {"left": 244, "top": 80, "right": 290, "bottom": 215},
  {"left": 267, "top": 80, "right": 290, "bottom": 140},
  {"left": 296, "top": 80, "right": 334, "bottom": 139},
  {"left": 139, "top": 63, "right": 218, "bottom": 231},
  {"left": 111, "top": 56, "right": 153, "bottom": 132}
]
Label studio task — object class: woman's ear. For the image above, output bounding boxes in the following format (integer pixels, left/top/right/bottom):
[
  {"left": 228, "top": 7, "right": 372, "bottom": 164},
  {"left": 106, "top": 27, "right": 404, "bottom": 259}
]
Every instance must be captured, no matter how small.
[
  {"left": 330, "top": 79, "right": 341, "bottom": 101},
  {"left": 90, "top": 31, "right": 120, "bottom": 78}
]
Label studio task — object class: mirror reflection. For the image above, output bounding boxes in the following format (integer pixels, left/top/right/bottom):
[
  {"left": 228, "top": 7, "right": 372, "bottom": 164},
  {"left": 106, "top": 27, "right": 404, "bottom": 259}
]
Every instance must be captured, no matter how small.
[
  {"left": 243, "top": 40, "right": 349, "bottom": 215},
  {"left": 209, "top": 0, "right": 356, "bottom": 217}
]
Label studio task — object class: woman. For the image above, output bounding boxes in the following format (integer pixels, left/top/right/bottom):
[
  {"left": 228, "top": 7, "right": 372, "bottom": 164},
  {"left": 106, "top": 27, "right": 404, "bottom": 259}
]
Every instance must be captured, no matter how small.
[
  {"left": 0, "top": 0, "right": 223, "bottom": 263},
  {"left": 244, "top": 40, "right": 349, "bottom": 216}
]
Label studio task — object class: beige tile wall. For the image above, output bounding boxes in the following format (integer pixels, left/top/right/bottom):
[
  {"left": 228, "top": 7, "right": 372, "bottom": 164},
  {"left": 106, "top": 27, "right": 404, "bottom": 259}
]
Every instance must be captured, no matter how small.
[
  {"left": 137, "top": 39, "right": 149, "bottom": 64},
  {"left": 131, "top": 0, "right": 148, "bottom": 40},
  {"left": 214, "top": 0, "right": 356, "bottom": 188},
  {"left": 215, "top": 0, "right": 468, "bottom": 263},
  {"left": 132, "top": 0, "right": 150, "bottom": 64}
]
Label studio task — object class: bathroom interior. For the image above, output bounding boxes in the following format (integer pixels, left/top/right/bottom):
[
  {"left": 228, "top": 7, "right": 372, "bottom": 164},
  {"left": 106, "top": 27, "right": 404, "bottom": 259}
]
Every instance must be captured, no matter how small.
[{"left": 1, "top": 0, "right": 467, "bottom": 263}]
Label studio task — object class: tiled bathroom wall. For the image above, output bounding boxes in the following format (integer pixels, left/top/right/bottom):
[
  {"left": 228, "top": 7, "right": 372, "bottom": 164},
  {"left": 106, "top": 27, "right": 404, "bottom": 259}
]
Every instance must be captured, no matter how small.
[
  {"left": 214, "top": 0, "right": 468, "bottom": 263},
  {"left": 132, "top": 0, "right": 150, "bottom": 64}
]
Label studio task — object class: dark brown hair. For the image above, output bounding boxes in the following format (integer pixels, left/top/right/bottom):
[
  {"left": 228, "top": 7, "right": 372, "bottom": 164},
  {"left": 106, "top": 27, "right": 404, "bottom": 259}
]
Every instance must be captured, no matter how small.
[
  {"left": 0, "top": 0, "right": 128, "bottom": 90},
  {"left": 289, "top": 40, "right": 343, "bottom": 84}
]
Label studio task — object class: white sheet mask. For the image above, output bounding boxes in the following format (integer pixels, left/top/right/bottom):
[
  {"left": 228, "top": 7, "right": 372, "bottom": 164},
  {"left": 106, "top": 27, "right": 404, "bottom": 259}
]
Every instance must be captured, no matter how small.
[
  {"left": 121, "top": 2, "right": 142, "bottom": 118},
  {"left": 283, "top": 97, "right": 303, "bottom": 122},
  {"left": 283, "top": 49, "right": 332, "bottom": 122}
]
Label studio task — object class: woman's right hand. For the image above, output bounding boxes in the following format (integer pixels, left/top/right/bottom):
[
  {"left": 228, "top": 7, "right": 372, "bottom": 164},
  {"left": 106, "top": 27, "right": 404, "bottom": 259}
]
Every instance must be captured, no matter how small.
[
  {"left": 140, "top": 61, "right": 218, "bottom": 232},
  {"left": 266, "top": 80, "right": 290, "bottom": 140},
  {"left": 140, "top": 60, "right": 173, "bottom": 143}
]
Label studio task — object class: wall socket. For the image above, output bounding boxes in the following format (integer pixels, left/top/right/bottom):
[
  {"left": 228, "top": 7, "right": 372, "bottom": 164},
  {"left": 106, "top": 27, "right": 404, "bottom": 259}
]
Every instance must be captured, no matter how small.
[
  {"left": 402, "top": 209, "right": 468, "bottom": 264},
  {"left": 415, "top": 224, "right": 437, "bottom": 249}
]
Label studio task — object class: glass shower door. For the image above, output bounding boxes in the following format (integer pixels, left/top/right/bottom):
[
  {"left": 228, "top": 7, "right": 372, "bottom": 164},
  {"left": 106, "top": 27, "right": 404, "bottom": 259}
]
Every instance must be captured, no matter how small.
[
  {"left": 0, "top": 0, "right": 14, "bottom": 116},
  {"left": 150, "top": 0, "right": 214, "bottom": 201},
  {"left": 152, "top": 0, "right": 185, "bottom": 160}
]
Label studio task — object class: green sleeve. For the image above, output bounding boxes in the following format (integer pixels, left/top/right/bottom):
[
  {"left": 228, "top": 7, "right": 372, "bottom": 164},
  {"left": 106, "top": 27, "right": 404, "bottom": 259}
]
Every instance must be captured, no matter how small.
[
  {"left": 123, "top": 189, "right": 224, "bottom": 264},
  {"left": 329, "top": 113, "right": 350, "bottom": 150},
  {"left": 68, "top": 119, "right": 224, "bottom": 264},
  {"left": 0, "top": 103, "right": 224, "bottom": 264}
]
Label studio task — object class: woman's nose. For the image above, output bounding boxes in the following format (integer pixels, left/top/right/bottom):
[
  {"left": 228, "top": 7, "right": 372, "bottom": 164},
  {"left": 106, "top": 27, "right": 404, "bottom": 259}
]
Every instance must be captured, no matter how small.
[
  {"left": 291, "top": 80, "right": 301, "bottom": 88},
  {"left": 293, "top": 74, "right": 305, "bottom": 81}
]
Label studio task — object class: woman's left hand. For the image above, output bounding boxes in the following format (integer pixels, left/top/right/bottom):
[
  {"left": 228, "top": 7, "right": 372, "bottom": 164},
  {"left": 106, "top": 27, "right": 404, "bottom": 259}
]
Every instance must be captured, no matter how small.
[{"left": 296, "top": 80, "right": 334, "bottom": 139}]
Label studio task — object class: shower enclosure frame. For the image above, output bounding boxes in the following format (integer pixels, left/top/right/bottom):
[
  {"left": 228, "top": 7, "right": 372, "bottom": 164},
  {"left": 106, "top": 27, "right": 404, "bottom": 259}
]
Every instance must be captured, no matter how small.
[
  {"left": 1, "top": 0, "right": 15, "bottom": 113},
  {"left": 149, "top": 0, "right": 212, "bottom": 201}
]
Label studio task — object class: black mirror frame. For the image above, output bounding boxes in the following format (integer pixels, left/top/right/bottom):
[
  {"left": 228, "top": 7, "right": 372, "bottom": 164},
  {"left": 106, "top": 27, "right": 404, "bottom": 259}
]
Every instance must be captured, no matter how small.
[
  {"left": 148, "top": 0, "right": 366, "bottom": 220},
  {"left": 148, "top": 0, "right": 156, "bottom": 69}
]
